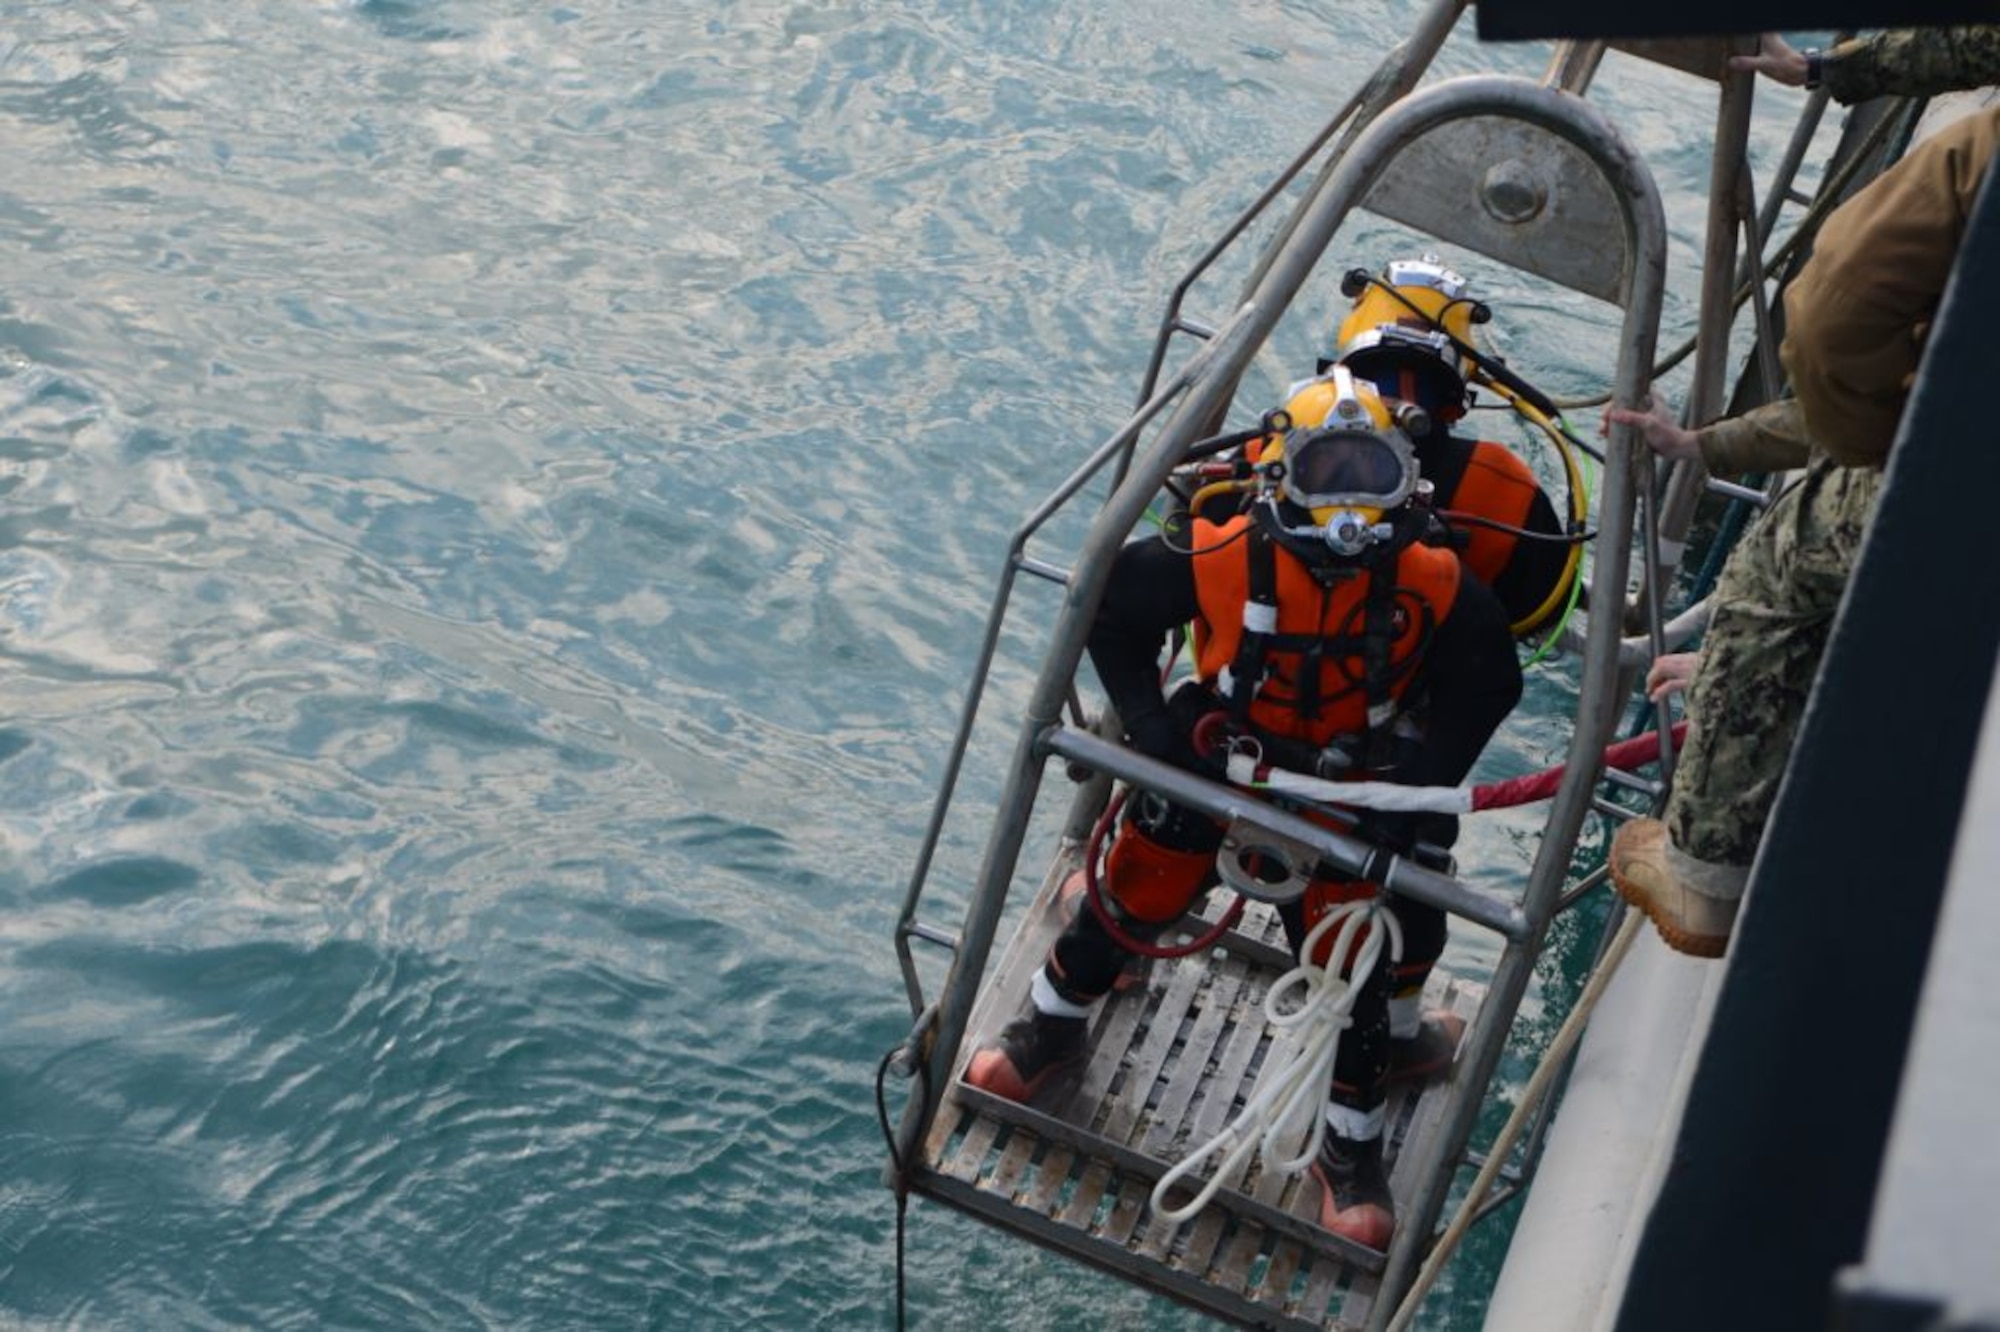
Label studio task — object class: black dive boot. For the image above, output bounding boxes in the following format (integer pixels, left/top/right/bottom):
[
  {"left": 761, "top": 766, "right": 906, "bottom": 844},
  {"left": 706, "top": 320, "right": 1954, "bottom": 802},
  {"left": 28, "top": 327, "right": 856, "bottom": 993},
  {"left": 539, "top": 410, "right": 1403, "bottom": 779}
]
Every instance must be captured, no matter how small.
[
  {"left": 1309, "top": 1132, "right": 1396, "bottom": 1251},
  {"left": 1385, "top": 1010, "right": 1467, "bottom": 1085},
  {"left": 964, "top": 1009, "right": 1087, "bottom": 1103}
]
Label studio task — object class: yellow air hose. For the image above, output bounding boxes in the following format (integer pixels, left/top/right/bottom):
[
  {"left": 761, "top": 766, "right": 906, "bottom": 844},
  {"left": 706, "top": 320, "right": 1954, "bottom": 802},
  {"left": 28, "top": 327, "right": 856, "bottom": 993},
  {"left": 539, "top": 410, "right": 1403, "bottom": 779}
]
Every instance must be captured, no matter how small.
[{"left": 1478, "top": 378, "right": 1593, "bottom": 640}]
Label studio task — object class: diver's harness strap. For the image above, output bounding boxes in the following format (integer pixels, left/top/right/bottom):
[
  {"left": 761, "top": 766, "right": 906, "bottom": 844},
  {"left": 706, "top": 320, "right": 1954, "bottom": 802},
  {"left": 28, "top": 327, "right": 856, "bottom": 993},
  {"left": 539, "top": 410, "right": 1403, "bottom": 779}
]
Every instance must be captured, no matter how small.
[
  {"left": 1222, "top": 519, "right": 1283, "bottom": 731},
  {"left": 1221, "top": 505, "right": 1437, "bottom": 775},
  {"left": 1173, "top": 503, "right": 1457, "bottom": 872}
]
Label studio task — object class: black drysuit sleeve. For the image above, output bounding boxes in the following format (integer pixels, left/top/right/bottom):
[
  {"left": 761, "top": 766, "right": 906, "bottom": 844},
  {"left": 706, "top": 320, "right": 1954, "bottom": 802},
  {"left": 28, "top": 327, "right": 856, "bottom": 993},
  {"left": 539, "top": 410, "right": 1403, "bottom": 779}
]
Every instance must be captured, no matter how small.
[
  {"left": 1395, "top": 567, "right": 1523, "bottom": 790},
  {"left": 1084, "top": 536, "right": 1202, "bottom": 757}
]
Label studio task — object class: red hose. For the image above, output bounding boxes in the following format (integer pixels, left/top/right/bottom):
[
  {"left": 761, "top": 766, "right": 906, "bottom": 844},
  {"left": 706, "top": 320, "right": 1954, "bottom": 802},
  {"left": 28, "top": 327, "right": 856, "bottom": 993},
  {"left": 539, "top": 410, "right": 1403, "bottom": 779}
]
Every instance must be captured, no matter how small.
[
  {"left": 1080, "top": 790, "right": 1246, "bottom": 960},
  {"left": 1471, "top": 721, "right": 1687, "bottom": 811}
]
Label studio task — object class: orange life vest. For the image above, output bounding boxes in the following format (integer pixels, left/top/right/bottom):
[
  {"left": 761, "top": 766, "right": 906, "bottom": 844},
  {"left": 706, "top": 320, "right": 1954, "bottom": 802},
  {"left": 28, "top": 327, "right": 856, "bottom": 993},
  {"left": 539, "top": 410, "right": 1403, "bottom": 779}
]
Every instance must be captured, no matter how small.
[
  {"left": 1450, "top": 440, "right": 1540, "bottom": 591},
  {"left": 1188, "top": 514, "right": 1460, "bottom": 749}
]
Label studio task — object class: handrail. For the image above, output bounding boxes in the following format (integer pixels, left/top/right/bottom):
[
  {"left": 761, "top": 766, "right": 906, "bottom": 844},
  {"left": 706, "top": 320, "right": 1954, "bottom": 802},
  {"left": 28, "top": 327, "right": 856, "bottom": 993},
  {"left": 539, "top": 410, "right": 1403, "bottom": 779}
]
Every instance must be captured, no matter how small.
[
  {"left": 1127, "top": 0, "right": 1471, "bottom": 456},
  {"left": 1321, "top": 80, "right": 1666, "bottom": 1322},
  {"left": 1041, "top": 727, "right": 1532, "bottom": 940}
]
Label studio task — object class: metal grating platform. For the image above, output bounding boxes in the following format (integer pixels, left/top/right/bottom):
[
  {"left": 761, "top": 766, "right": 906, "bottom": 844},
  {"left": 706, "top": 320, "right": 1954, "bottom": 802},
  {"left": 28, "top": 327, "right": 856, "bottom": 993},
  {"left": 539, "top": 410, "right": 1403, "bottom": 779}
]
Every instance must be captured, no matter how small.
[{"left": 914, "top": 855, "right": 1484, "bottom": 1331}]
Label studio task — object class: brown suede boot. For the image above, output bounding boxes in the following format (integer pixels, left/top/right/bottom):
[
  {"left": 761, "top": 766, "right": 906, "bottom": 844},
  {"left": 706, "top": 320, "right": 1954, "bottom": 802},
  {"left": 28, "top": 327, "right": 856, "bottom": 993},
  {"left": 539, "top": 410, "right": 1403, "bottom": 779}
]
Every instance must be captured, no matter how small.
[{"left": 1609, "top": 818, "right": 1744, "bottom": 959}]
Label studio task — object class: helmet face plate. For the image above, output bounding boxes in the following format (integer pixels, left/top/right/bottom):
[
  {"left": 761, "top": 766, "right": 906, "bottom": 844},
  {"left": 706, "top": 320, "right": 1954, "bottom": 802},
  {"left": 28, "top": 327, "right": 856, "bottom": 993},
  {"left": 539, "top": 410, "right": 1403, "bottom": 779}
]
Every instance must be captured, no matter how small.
[{"left": 1283, "top": 427, "right": 1414, "bottom": 513}]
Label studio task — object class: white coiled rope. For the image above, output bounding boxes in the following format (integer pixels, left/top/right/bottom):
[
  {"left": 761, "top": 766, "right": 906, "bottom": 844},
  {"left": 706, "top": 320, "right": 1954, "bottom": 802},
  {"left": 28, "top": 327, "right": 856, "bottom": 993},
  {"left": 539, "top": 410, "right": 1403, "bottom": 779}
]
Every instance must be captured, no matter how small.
[{"left": 1148, "top": 898, "right": 1403, "bottom": 1224}]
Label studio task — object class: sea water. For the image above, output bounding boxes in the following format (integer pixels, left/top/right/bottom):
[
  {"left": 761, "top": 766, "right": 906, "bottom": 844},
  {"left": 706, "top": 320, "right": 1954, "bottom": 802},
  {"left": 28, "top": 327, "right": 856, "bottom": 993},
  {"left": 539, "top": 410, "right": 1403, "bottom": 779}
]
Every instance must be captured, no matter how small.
[{"left": 0, "top": 4, "right": 1824, "bottom": 1327}]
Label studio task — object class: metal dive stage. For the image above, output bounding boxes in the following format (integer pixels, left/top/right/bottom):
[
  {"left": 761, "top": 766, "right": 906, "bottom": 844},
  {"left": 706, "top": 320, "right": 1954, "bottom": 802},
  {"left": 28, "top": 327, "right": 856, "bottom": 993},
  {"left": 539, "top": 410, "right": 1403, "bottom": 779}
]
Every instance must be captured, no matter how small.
[{"left": 879, "top": 6, "right": 1903, "bottom": 1323}]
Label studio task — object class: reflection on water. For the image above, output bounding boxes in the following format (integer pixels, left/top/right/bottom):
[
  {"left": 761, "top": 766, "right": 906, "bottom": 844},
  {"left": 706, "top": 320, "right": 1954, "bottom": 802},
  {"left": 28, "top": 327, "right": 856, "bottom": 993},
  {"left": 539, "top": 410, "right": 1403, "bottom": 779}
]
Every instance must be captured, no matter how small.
[{"left": 0, "top": 3, "right": 1805, "bottom": 1326}]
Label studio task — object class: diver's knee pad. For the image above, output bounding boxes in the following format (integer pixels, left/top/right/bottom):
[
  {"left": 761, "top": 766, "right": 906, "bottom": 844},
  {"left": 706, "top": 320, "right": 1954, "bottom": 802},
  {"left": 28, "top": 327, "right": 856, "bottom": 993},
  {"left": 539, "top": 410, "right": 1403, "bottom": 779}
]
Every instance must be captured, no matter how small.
[{"left": 1102, "top": 811, "right": 1218, "bottom": 924}]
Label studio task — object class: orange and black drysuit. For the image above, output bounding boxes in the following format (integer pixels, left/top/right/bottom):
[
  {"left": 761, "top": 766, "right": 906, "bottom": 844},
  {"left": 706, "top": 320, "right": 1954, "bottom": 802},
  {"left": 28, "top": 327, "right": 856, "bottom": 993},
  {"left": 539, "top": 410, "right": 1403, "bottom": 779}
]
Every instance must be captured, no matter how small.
[
  {"left": 1411, "top": 426, "right": 1570, "bottom": 635},
  {"left": 1051, "top": 509, "right": 1521, "bottom": 1117}
]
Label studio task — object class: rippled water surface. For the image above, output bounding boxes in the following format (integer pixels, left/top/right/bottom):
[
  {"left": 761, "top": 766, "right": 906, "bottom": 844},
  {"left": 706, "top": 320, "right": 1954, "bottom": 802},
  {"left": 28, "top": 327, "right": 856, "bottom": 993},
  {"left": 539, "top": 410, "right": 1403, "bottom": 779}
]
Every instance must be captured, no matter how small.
[{"left": 0, "top": 4, "right": 1820, "bottom": 1327}]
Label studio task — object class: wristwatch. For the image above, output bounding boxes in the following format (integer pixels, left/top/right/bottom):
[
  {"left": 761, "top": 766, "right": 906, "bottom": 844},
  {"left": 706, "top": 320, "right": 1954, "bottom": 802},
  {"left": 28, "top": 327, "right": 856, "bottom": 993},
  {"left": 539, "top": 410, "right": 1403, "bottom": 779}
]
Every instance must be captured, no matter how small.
[{"left": 1803, "top": 47, "right": 1824, "bottom": 90}]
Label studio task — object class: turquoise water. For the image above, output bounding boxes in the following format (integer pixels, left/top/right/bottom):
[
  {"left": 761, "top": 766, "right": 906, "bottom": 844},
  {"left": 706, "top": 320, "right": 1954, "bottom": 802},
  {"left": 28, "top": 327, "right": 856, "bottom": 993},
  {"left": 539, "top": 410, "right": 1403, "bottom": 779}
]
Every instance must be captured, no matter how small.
[{"left": 0, "top": 5, "right": 1822, "bottom": 1327}]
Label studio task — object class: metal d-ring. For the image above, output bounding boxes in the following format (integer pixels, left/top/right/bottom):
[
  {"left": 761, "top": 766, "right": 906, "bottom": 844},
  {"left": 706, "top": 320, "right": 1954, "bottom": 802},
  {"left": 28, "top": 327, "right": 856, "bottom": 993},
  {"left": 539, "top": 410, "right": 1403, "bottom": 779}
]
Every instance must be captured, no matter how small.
[{"left": 1214, "top": 816, "right": 1317, "bottom": 905}]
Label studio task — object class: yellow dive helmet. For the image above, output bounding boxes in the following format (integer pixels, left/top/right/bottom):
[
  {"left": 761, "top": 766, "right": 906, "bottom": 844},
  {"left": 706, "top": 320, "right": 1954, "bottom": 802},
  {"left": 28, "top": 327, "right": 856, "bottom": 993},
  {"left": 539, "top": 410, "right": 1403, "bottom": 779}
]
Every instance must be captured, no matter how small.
[
  {"left": 1328, "top": 254, "right": 1488, "bottom": 419},
  {"left": 1263, "top": 367, "right": 1419, "bottom": 557}
]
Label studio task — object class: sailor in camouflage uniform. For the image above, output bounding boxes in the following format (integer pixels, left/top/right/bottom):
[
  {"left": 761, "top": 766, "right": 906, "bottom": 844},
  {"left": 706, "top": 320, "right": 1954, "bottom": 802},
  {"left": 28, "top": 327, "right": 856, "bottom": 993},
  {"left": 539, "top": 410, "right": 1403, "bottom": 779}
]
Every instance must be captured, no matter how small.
[
  {"left": 1609, "top": 106, "right": 2000, "bottom": 958},
  {"left": 1669, "top": 444, "right": 1879, "bottom": 871}
]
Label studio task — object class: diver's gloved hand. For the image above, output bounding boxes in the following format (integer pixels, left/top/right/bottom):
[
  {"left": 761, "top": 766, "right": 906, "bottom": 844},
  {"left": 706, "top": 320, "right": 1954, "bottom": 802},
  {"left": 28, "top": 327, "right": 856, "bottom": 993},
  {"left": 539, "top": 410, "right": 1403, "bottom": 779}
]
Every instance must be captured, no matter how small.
[
  {"left": 1123, "top": 708, "right": 1208, "bottom": 776},
  {"left": 1353, "top": 810, "right": 1423, "bottom": 855},
  {"left": 1166, "top": 681, "right": 1233, "bottom": 777},
  {"left": 1353, "top": 811, "right": 1460, "bottom": 871}
]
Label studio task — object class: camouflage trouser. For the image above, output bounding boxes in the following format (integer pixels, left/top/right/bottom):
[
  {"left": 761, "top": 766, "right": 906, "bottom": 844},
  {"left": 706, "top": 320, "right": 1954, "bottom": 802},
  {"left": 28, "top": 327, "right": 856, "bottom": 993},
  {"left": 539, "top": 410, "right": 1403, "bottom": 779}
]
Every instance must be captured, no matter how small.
[{"left": 1666, "top": 459, "right": 1883, "bottom": 867}]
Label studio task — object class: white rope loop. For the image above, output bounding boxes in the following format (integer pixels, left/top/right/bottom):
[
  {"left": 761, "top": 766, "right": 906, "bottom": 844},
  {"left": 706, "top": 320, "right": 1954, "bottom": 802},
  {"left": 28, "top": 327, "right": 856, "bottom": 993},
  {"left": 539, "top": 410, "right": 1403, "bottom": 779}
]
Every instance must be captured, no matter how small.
[{"left": 1148, "top": 898, "right": 1402, "bottom": 1225}]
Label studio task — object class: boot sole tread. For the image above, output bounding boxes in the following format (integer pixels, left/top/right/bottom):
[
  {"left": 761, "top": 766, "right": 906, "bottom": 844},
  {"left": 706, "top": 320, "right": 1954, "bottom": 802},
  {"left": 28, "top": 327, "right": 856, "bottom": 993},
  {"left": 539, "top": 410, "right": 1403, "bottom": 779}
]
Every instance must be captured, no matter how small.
[{"left": 1612, "top": 875, "right": 1728, "bottom": 959}]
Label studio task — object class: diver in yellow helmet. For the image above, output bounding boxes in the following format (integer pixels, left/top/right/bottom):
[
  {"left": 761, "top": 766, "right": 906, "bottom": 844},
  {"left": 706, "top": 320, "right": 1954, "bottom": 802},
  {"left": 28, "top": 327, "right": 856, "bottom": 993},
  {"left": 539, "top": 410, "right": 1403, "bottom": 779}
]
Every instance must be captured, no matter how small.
[
  {"left": 1179, "top": 255, "right": 1571, "bottom": 633},
  {"left": 1253, "top": 367, "right": 1426, "bottom": 559},
  {"left": 1317, "top": 254, "right": 1574, "bottom": 636},
  {"left": 1329, "top": 253, "right": 1483, "bottom": 416}
]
